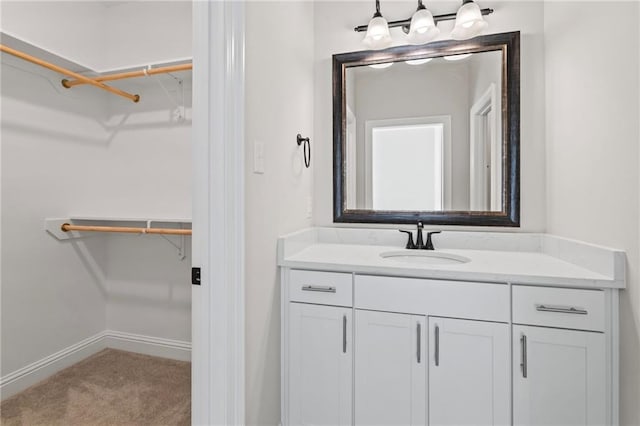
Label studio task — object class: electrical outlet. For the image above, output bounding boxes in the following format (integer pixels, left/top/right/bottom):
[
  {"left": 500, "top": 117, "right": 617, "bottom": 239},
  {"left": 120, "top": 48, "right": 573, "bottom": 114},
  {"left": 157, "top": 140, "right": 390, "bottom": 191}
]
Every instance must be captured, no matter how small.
[
  {"left": 254, "top": 140, "right": 265, "bottom": 174},
  {"left": 306, "top": 196, "right": 313, "bottom": 219}
]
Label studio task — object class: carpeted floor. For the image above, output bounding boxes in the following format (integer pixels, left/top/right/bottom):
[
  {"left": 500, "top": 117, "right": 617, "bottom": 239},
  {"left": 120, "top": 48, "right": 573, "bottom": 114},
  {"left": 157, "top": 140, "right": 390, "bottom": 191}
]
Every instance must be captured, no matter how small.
[{"left": 0, "top": 348, "right": 190, "bottom": 426}]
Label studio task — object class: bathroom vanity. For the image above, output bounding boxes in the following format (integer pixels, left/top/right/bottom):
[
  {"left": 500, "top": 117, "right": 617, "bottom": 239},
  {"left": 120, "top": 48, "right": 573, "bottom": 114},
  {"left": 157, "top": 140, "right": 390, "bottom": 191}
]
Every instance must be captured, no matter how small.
[{"left": 278, "top": 228, "right": 624, "bottom": 426}]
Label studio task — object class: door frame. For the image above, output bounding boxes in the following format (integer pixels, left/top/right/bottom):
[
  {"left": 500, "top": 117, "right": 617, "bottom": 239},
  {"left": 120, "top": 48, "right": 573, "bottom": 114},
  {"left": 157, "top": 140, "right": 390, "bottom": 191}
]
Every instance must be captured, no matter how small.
[
  {"left": 192, "top": 1, "right": 245, "bottom": 425},
  {"left": 469, "top": 83, "right": 500, "bottom": 211}
]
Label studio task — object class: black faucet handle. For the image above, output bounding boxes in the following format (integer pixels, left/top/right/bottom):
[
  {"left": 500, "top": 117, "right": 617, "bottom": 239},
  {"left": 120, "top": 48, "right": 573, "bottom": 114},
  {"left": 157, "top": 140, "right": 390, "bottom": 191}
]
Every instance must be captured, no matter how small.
[
  {"left": 399, "top": 230, "right": 416, "bottom": 249},
  {"left": 425, "top": 231, "right": 441, "bottom": 250}
]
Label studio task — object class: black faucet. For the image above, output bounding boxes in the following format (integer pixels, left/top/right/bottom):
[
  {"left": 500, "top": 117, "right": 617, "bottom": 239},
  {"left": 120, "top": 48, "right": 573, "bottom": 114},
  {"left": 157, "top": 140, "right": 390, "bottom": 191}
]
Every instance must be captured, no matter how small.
[{"left": 399, "top": 222, "right": 441, "bottom": 250}]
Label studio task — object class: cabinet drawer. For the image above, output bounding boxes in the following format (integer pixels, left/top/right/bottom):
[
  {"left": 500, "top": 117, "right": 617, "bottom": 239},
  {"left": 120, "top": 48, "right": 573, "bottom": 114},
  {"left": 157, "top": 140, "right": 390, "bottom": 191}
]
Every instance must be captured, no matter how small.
[
  {"left": 355, "top": 275, "right": 509, "bottom": 322},
  {"left": 512, "top": 286, "right": 605, "bottom": 332},
  {"left": 289, "top": 270, "right": 352, "bottom": 307}
]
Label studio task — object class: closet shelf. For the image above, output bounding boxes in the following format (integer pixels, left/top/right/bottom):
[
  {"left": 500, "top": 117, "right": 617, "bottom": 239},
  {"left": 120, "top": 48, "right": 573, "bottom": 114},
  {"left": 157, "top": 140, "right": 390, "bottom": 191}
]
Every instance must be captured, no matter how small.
[
  {"left": 45, "top": 217, "right": 192, "bottom": 240},
  {"left": 45, "top": 217, "right": 192, "bottom": 260},
  {"left": 0, "top": 44, "right": 140, "bottom": 102},
  {"left": 1, "top": 33, "right": 192, "bottom": 103},
  {"left": 62, "top": 63, "right": 193, "bottom": 88}
]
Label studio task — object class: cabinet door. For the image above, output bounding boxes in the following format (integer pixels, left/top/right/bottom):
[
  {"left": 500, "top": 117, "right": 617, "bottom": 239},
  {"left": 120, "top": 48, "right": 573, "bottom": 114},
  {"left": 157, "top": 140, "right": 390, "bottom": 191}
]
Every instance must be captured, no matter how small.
[
  {"left": 355, "top": 310, "right": 426, "bottom": 425},
  {"left": 513, "top": 325, "right": 606, "bottom": 426},
  {"left": 288, "top": 303, "right": 352, "bottom": 426},
  {"left": 428, "top": 317, "right": 510, "bottom": 426}
]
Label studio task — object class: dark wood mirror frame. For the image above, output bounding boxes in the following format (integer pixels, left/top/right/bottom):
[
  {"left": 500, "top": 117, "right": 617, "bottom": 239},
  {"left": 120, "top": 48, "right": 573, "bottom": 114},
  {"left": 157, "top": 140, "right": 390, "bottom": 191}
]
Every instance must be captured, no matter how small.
[{"left": 333, "top": 31, "right": 520, "bottom": 226}]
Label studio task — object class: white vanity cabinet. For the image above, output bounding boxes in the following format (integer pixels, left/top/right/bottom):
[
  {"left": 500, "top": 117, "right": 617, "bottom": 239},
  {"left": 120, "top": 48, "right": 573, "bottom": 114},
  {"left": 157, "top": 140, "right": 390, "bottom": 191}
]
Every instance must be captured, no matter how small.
[
  {"left": 285, "top": 270, "right": 353, "bottom": 426},
  {"left": 354, "top": 310, "right": 426, "bottom": 426},
  {"left": 281, "top": 269, "right": 618, "bottom": 426},
  {"left": 279, "top": 228, "right": 622, "bottom": 426},
  {"left": 512, "top": 285, "right": 608, "bottom": 426},
  {"left": 428, "top": 317, "right": 510, "bottom": 426}
]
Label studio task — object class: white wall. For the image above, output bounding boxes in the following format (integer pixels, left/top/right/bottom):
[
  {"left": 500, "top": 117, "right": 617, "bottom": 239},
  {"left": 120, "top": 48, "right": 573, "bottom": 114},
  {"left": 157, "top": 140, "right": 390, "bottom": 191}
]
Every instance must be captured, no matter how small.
[
  {"left": 0, "top": 1, "right": 106, "bottom": 70},
  {"left": 102, "top": 1, "right": 192, "bottom": 71},
  {"left": 244, "top": 2, "right": 314, "bottom": 424},
  {"left": 101, "top": 75, "right": 192, "bottom": 342},
  {"left": 1, "top": 59, "right": 109, "bottom": 376},
  {"left": 1, "top": 1, "right": 192, "bottom": 382},
  {"left": 544, "top": 2, "right": 640, "bottom": 424},
  {"left": 314, "top": 0, "right": 546, "bottom": 230},
  {"left": 0, "top": 1, "right": 191, "bottom": 72}
]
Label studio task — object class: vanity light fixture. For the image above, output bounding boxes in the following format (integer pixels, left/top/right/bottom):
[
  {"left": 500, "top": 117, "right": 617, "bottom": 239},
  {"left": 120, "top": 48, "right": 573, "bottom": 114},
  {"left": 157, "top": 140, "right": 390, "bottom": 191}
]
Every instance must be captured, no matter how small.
[
  {"left": 362, "top": 0, "right": 392, "bottom": 50},
  {"left": 354, "top": 0, "right": 493, "bottom": 47},
  {"left": 443, "top": 53, "right": 472, "bottom": 61},
  {"left": 451, "top": 0, "right": 489, "bottom": 40},
  {"left": 407, "top": 0, "right": 439, "bottom": 45},
  {"left": 405, "top": 58, "right": 433, "bottom": 65}
]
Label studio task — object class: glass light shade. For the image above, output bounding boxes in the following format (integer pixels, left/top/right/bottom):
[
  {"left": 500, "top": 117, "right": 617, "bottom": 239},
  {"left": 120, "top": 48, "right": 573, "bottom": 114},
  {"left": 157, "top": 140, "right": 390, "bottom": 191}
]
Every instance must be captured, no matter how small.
[
  {"left": 363, "top": 16, "right": 392, "bottom": 49},
  {"left": 451, "top": 1, "right": 488, "bottom": 40},
  {"left": 407, "top": 8, "right": 440, "bottom": 45}
]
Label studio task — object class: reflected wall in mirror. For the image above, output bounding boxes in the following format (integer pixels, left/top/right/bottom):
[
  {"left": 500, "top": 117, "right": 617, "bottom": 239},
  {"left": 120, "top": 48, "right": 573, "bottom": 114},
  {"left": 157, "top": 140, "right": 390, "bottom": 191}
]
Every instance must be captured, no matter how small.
[{"left": 334, "top": 31, "right": 520, "bottom": 226}]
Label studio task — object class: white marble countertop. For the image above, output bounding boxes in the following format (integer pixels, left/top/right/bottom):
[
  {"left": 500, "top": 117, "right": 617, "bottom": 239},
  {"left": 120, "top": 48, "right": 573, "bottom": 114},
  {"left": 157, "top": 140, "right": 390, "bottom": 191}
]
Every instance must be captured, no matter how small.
[{"left": 278, "top": 228, "right": 626, "bottom": 289}]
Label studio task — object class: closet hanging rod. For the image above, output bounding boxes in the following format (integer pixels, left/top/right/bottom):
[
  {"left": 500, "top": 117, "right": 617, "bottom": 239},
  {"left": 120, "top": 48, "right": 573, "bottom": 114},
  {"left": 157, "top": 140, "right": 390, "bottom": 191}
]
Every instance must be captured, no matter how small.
[
  {"left": 0, "top": 45, "right": 140, "bottom": 103},
  {"left": 62, "top": 63, "right": 193, "bottom": 88},
  {"left": 61, "top": 223, "right": 192, "bottom": 236}
]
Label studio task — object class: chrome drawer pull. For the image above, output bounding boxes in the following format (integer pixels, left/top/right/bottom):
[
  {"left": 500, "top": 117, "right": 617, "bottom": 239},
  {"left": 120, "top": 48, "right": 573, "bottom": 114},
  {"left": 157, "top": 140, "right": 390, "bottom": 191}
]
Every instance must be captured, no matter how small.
[
  {"left": 535, "top": 304, "right": 588, "bottom": 315},
  {"left": 434, "top": 324, "right": 440, "bottom": 367},
  {"left": 301, "top": 285, "right": 336, "bottom": 293},
  {"left": 416, "top": 322, "right": 421, "bottom": 364},
  {"left": 343, "top": 315, "right": 347, "bottom": 353},
  {"left": 520, "top": 334, "right": 527, "bottom": 378}
]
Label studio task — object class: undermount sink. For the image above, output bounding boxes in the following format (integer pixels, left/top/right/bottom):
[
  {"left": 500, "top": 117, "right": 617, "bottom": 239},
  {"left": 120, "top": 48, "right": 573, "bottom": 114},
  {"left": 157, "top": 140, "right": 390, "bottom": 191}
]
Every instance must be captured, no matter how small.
[{"left": 380, "top": 250, "right": 471, "bottom": 265}]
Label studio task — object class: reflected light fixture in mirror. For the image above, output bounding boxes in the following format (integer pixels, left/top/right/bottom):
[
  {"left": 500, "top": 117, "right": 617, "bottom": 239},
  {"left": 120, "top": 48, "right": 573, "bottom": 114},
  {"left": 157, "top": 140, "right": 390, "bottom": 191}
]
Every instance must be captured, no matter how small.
[
  {"left": 362, "top": 0, "right": 392, "bottom": 50},
  {"left": 443, "top": 53, "right": 472, "bottom": 61},
  {"left": 354, "top": 0, "right": 492, "bottom": 47},
  {"left": 368, "top": 62, "right": 394, "bottom": 69},
  {"left": 405, "top": 58, "right": 433, "bottom": 65},
  {"left": 407, "top": 0, "right": 439, "bottom": 45},
  {"left": 451, "top": 0, "right": 489, "bottom": 40}
]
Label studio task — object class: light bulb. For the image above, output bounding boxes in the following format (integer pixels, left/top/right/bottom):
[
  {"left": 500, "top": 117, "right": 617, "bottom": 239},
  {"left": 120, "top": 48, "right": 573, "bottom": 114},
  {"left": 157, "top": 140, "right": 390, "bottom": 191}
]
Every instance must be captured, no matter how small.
[
  {"left": 407, "top": 2, "right": 439, "bottom": 45},
  {"left": 451, "top": 0, "right": 488, "bottom": 40}
]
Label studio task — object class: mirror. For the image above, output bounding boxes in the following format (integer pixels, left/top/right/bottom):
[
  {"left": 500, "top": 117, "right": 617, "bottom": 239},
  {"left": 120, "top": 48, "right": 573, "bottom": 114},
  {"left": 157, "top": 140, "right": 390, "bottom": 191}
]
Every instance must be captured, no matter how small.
[{"left": 333, "top": 31, "right": 520, "bottom": 226}]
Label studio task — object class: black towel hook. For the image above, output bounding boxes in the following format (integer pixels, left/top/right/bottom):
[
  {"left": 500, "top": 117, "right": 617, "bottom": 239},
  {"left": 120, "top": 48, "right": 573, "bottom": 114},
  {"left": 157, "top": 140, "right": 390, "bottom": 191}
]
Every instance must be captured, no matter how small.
[{"left": 297, "top": 134, "right": 311, "bottom": 168}]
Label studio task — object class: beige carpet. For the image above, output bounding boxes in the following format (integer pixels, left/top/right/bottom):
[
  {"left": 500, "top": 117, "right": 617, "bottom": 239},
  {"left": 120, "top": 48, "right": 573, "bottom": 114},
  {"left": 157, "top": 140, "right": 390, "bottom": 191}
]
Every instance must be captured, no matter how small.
[{"left": 0, "top": 348, "right": 190, "bottom": 426}]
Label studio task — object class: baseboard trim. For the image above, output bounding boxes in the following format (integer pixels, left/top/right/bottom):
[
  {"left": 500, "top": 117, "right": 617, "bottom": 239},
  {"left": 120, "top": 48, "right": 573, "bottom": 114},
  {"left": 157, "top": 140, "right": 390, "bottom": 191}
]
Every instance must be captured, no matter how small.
[
  {"left": 103, "top": 330, "right": 191, "bottom": 362},
  {"left": 1, "top": 331, "right": 191, "bottom": 400},
  {"left": 0, "top": 331, "right": 107, "bottom": 400}
]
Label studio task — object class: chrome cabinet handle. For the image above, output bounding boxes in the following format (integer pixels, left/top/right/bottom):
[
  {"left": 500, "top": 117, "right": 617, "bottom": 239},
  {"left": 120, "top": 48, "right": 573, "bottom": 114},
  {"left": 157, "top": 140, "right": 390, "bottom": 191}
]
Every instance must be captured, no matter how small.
[
  {"left": 417, "top": 322, "right": 421, "bottom": 364},
  {"left": 434, "top": 324, "right": 440, "bottom": 366},
  {"left": 520, "top": 334, "right": 527, "bottom": 378},
  {"left": 342, "top": 315, "right": 347, "bottom": 353},
  {"left": 536, "top": 304, "right": 587, "bottom": 315},
  {"left": 301, "top": 285, "right": 336, "bottom": 293}
]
